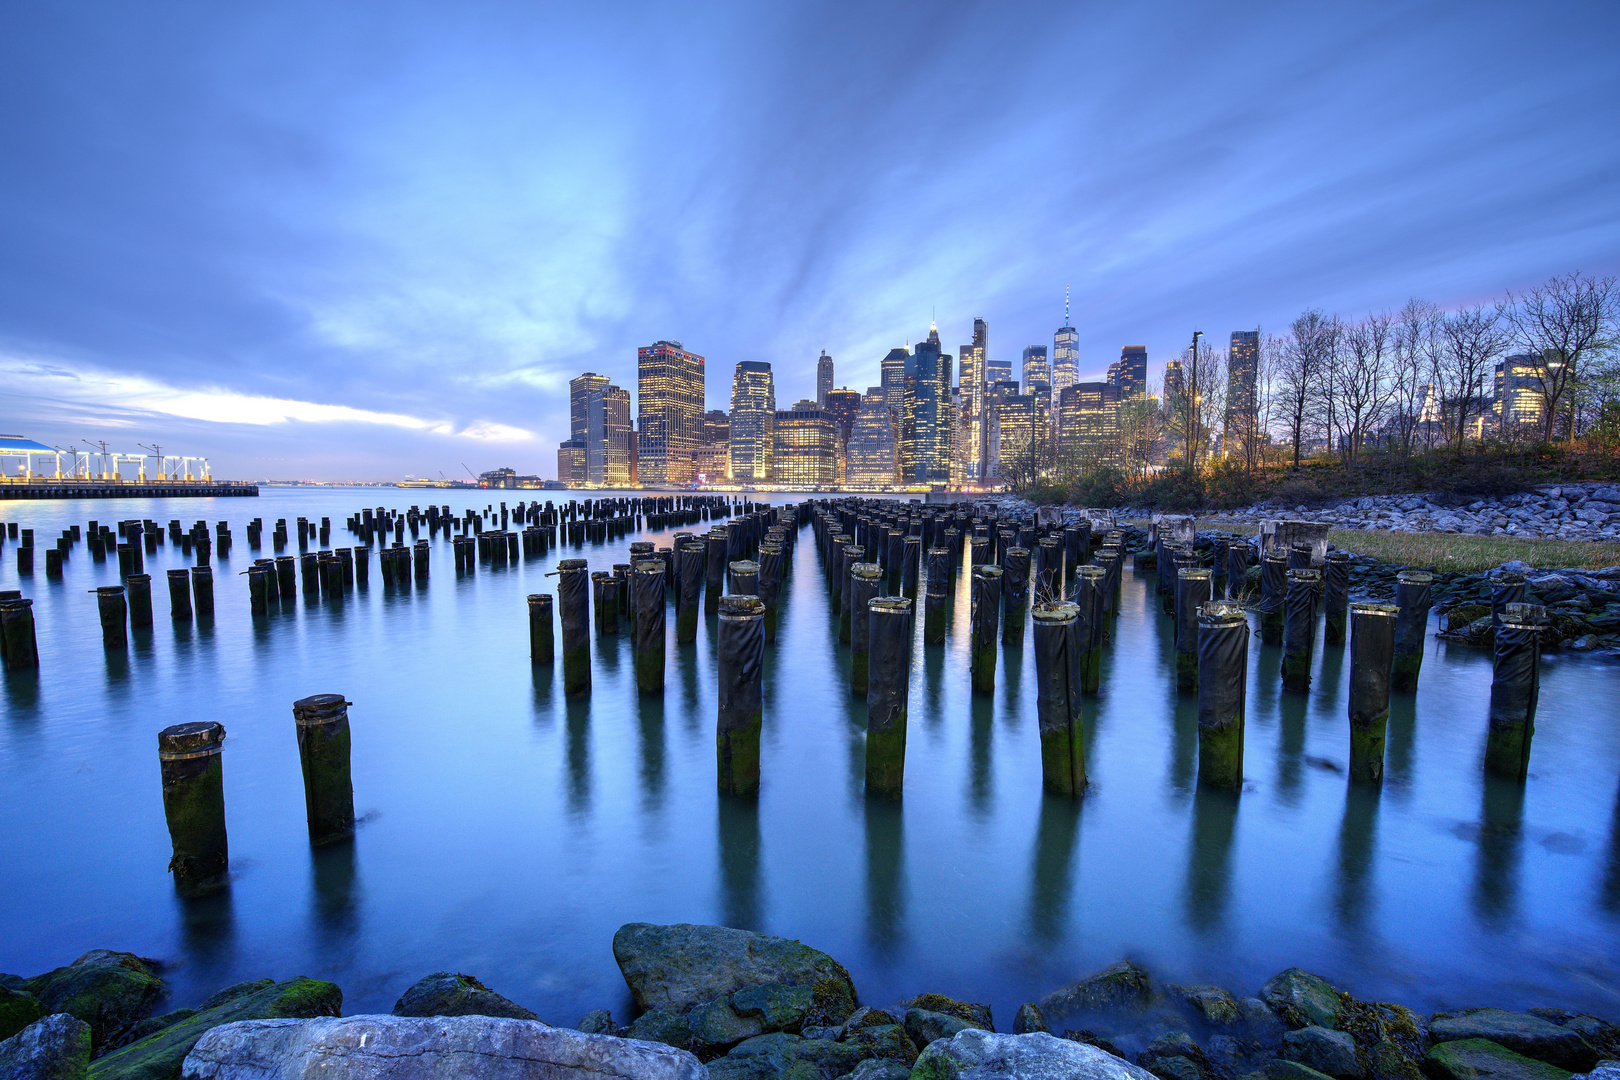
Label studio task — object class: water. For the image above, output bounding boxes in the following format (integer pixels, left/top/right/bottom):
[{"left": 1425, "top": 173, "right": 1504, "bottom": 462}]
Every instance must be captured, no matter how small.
[{"left": 2, "top": 488, "right": 1618, "bottom": 1025}]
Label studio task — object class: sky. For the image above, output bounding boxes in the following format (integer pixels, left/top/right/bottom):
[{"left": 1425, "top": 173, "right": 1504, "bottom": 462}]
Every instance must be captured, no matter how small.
[{"left": 1, "top": 0, "right": 1617, "bottom": 481}]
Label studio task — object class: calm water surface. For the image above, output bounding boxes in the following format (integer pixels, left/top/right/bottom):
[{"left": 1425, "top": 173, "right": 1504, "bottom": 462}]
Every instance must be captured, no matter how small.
[{"left": 2, "top": 489, "right": 1618, "bottom": 1024}]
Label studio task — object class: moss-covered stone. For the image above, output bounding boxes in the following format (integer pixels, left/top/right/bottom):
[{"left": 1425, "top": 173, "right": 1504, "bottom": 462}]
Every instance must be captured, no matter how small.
[
  {"left": 1425, "top": 1039, "right": 1571, "bottom": 1080},
  {"left": 0, "top": 985, "right": 43, "bottom": 1042},
  {"left": 1259, "top": 970, "right": 1344, "bottom": 1031},
  {"left": 1013, "top": 1004, "right": 1051, "bottom": 1035},
  {"left": 390, "top": 971, "right": 537, "bottom": 1021},
  {"left": 87, "top": 976, "right": 340, "bottom": 1080},
  {"left": 898, "top": 995, "right": 993, "bottom": 1032},
  {"left": 1430, "top": 1010, "right": 1594, "bottom": 1072},
  {"left": 197, "top": 981, "right": 272, "bottom": 1010},
  {"left": 708, "top": 1033, "right": 862, "bottom": 1080},
  {"left": 1040, "top": 960, "right": 1156, "bottom": 1025},
  {"left": 1171, "top": 985, "right": 1242, "bottom": 1029},
  {"left": 0, "top": 1012, "right": 91, "bottom": 1080},
  {"left": 904, "top": 1009, "right": 976, "bottom": 1047},
  {"left": 24, "top": 952, "right": 165, "bottom": 1056},
  {"left": 100, "top": 1010, "right": 197, "bottom": 1056},
  {"left": 731, "top": 983, "right": 815, "bottom": 1034},
  {"left": 613, "top": 924, "right": 856, "bottom": 1018},
  {"left": 841, "top": 1024, "right": 919, "bottom": 1066}
]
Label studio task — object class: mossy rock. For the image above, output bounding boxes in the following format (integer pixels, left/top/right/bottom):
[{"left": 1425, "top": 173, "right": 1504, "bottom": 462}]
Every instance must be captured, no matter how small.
[
  {"left": 896, "top": 994, "right": 993, "bottom": 1032},
  {"left": 1430, "top": 1010, "right": 1595, "bottom": 1072},
  {"left": 0, "top": 985, "right": 43, "bottom": 1042},
  {"left": 841, "top": 1008, "right": 898, "bottom": 1034},
  {"left": 1039, "top": 960, "right": 1156, "bottom": 1023},
  {"left": 24, "top": 952, "right": 165, "bottom": 1055},
  {"left": 625, "top": 1008, "right": 694, "bottom": 1052},
  {"left": 840, "top": 1023, "right": 919, "bottom": 1066},
  {"left": 1339, "top": 999, "right": 1428, "bottom": 1080},
  {"left": 709, "top": 1033, "right": 862, "bottom": 1080},
  {"left": 87, "top": 976, "right": 340, "bottom": 1080},
  {"left": 1441, "top": 603, "right": 1490, "bottom": 631},
  {"left": 613, "top": 924, "right": 855, "bottom": 1018},
  {"left": 904, "top": 1009, "right": 975, "bottom": 1048},
  {"left": 732, "top": 983, "right": 816, "bottom": 1034},
  {"left": 1171, "top": 985, "right": 1243, "bottom": 1029},
  {"left": 1013, "top": 1004, "right": 1051, "bottom": 1035},
  {"left": 1259, "top": 970, "right": 1344, "bottom": 1031},
  {"left": 1425, "top": 1038, "right": 1572, "bottom": 1080},
  {"left": 391, "top": 971, "right": 537, "bottom": 1021}
]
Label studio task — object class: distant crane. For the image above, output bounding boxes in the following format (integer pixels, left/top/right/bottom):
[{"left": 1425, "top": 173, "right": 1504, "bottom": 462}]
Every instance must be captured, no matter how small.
[{"left": 461, "top": 463, "right": 477, "bottom": 480}]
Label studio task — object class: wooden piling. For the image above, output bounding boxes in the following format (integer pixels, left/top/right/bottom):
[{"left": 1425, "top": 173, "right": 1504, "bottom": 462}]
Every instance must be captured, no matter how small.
[
  {"left": 676, "top": 542, "right": 705, "bottom": 644},
  {"left": 167, "top": 568, "right": 193, "bottom": 621},
  {"left": 192, "top": 565, "right": 215, "bottom": 620},
  {"left": 865, "top": 596, "right": 913, "bottom": 797},
  {"left": 1196, "top": 602, "right": 1249, "bottom": 790},
  {"left": 1485, "top": 602, "right": 1542, "bottom": 780},
  {"left": 126, "top": 574, "right": 153, "bottom": 627},
  {"left": 849, "top": 563, "right": 883, "bottom": 695},
  {"left": 632, "top": 560, "right": 666, "bottom": 694},
  {"left": 1259, "top": 551, "right": 1287, "bottom": 645},
  {"left": 971, "top": 564, "right": 1002, "bottom": 695},
  {"left": 1074, "top": 565, "right": 1105, "bottom": 694},
  {"left": 556, "top": 559, "right": 591, "bottom": 696},
  {"left": 247, "top": 564, "right": 269, "bottom": 615},
  {"left": 1281, "top": 568, "right": 1319, "bottom": 693},
  {"left": 1032, "top": 601, "right": 1085, "bottom": 796},
  {"left": 1391, "top": 570, "right": 1432, "bottom": 692},
  {"left": 1323, "top": 551, "right": 1350, "bottom": 645},
  {"left": 1002, "top": 546, "right": 1030, "bottom": 646},
  {"left": 1348, "top": 602, "right": 1397, "bottom": 782},
  {"left": 924, "top": 546, "right": 950, "bottom": 644},
  {"left": 1175, "top": 568, "right": 1212, "bottom": 694},
  {"left": 293, "top": 695, "right": 355, "bottom": 846},
  {"left": 528, "top": 593, "right": 555, "bottom": 663},
  {"left": 716, "top": 594, "right": 765, "bottom": 797},
  {"left": 158, "top": 721, "right": 229, "bottom": 895}
]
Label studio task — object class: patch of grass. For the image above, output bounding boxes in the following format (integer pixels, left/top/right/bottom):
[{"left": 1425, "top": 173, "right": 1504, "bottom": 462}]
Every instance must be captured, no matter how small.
[{"left": 1329, "top": 531, "right": 1620, "bottom": 573}]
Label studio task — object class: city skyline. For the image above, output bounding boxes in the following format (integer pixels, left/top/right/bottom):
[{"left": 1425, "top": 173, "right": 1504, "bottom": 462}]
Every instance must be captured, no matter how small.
[{"left": 1, "top": 2, "right": 1615, "bottom": 479}]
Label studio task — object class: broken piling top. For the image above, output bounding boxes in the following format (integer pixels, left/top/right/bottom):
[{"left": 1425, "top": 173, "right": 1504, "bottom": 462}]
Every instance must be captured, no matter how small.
[
  {"left": 159, "top": 720, "right": 226, "bottom": 756},
  {"left": 1258, "top": 519, "right": 1331, "bottom": 566},
  {"left": 1500, "top": 602, "right": 1546, "bottom": 627},
  {"left": 1152, "top": 513, "right": 1197, "bottom": 546},
  {"left": 851, "top": 562, "right": 883, "bottom": 582},
  {"left": 557, "top": 557, "right": 588, "bottom": 571},
  {"left": 869, "top": 595, "right": 913, "bottom": 616},
  {"left": 1350, "top": 601, "right": 1398, "bottom": 618},
  {"left": 1033, "top": 601, "right": 1079, "bottom": 623},
  {"left": 718, "top": 594, "right": 765, "bottom": 619},
  {"left": 633, "top": 559, "right": 665, "bottom": 576},
  {"left": 293, "top": 694, "right": 350, "bottom": 726},
  {"left": 1199, "top": 601, "right": 1248, "bottom": 628}
]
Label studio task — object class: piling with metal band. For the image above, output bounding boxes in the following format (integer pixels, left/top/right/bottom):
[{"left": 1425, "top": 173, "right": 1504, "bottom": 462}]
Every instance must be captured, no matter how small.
[
  {"left": 1064, "top": 522, "right": 1089, "bottom": 572},
  {"left": 188, "top": 564, "right": 216, "bottom": 620},
  {"left": 729, "top": 560, "right": 759, "bottom": 600},
  {"left": 1391, "top": 570, "right": 1432, "bottom": 692},
  {"left": 1, "top": 597, "right": 38, "bottom": 669},
  {"left": 1032, "top": 601, "right": 1085, "bottom": 796},
  {"left": 158, "top": 721, "right": 229, "bottom": 895},
  {"left": 1323, "top": 551, "right": 1350, "bottom": 645},
  {"left": 705, "top": 531, "right": 727, "bottom": 614},
  {"left": 1002, "top": 547, "right": 1030, "bottom": 646},
  {"left": 676, "top": 543, "right": 705, "bottom": 644},
  {"left": 592, "top": 572, "right": 619, "bottom": 634},
  {"left": 1258, "top": 551, "right": 1287, "bottom": 644},
  {"left": 292, "top": 695, "right": 354, "bottom": 846},
  {"left": 1073, "top": 566, "right": 1105, "bottom": 693},
  {"left": 247, "top": 564, "right": 269, "bottom": 615},
  {"left": 1281, "top": 569, "right": 1320, "bottom": 692},
  {"left": 757, "top": 543, "right": 783, "bottom": 644},
  {"left": 1035, "top": 536, "right": 1062, "bottom": 604},
  {"left": 1348, "top": 602, "right": 1397, "bottom": 782},
  {"left": 1288, "top": 542, "right": 1313, "bottom": 573},
  {"left": 1211, "top": 537, "right": 1229, "bottom": 596},
  {"left": 276, "top": 555, "right": 297, "bottom": 600},
  {"left": 1175, "top": 568, "right": 1212, "bottom": 694},
  {"left": 865, "top": 596, "right": 914, "bottom": 797},
  {"left": 1230, "top": 538, "right": 1253, "bottom": 600},
  {"left": 1156, "top": 540, "right": 1179, "bottom": 611},
  {"left": 556, "top": 559, "right": 591, "bottom": 696},
  {"left": 971, "top": 564, "right": 1003, "bottom": 694},
  {"left": 632, "top": 561, "right": 666, "bottom": 694},
  {"left": 969, "top": 535, "right": 990, "bottom": 568},
  {"left": 94, "top": 585, "right": 128, "bottom": 648},
  {"left": 127, "top": 574, "right": 153, "bottom": 628},
  {"left": 167, "top": 568, "right": 193, "bottom": 620},
  {"left": 887, "top": 531, "right": 906, "bottom": 593},
  {"left": 1093, "top": 549, "right": 1121, "bottom": 616},
  {"left": 848, "top": 563, "right": 883, "bottom": 695},
  {"left": 300, "top": 553, "right": 321, "bottom": 599},
  {"left": 901, "top": 536, "right": 921, "bottom": 597},
  {"left": 716, "top": 594, "right": 765, "bottom": 797},
  {"left": 1490, "top": 572, "right": 1526, "bottom": 633},
  {"left": 924, "top": 547, "right": 950, "bottom": 644},
  {"left": 414, "top": 541, "right": 429, "bottom": 580},
  {"left": 1486, "top": 603, "right": 1543, "bottom": 780},
  {"left": 1196, "top": 602, "right": 1249, "bottom": 790}
]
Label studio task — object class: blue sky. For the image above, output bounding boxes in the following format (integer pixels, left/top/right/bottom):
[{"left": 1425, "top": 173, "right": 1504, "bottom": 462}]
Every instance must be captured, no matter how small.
[{"left": 1, "top": 0, "right": 1616, "bottom": 480}]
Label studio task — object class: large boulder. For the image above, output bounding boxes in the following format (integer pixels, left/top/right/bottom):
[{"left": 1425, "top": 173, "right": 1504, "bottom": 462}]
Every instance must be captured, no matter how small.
[
  {"left": 178, "top": 1014, "right": 704, "bottom": 1080},
  {"left": 1431, "top": 1011, "right": 1597, "bottom": 1072},
  {"left": 897, "top": 995, "right": 993, "bottom": 1032},
  {"left": 0, "top": 1013, "right": 92, "bottom": 1080},
  {"left": 1283, "top": 1026, "right": 1363, "bottom": 1079},
  {"left": 0, "top": 987, "right": 43, "bottom": 1043},
  {"left": 390, "top": 972, "right": 538, "bottom": 1021},
  {"left": 1260, "top": 971, "right": 1344, "bottom": 1031},
  {"left": 707, "top": 1032, "right": 862, "bottom": 1080},
  {"left": 25, "top": 953, "right": 166, "bottom": 1055},
  {"left": 905, "top": 1010, "right": 976, "bottom": 1048},
  {"left": 1038, "top": 962, "right": 1155, "bottom": 1025},
  {"left": 911, "top": 1028, "right": 1157, "bottom": 1080},
  {"left": 89, "top": 978, "right": 340, "bottom": 1080},
  {"left": 1170, "top": 987, "right": 1242, "bottom": 1030},
  {"left": 613, "top": 924, "right": 855, "bottom": 1017},
  {"left": 1425, "top": 1038, "right": 1572, "bottom": 1080}
]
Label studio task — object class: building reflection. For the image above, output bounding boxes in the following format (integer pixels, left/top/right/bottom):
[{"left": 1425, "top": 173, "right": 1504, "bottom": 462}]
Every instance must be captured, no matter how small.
[
  {"left": 1028, "top": 794, "right": 1081, "bottom": 945},
  {"left": 1183, "top": 786, "right": 1239, "bottom": 936},
  {"left": 1473, "top": 773, "right": 1524, "bottom": 929},
  {"left": 1334, "top": 783, "right": 1379, "bottom": 935},
  {"left": 718, "top": 798, "right": 762, "bottom": 931},
  {"left": 864, "top": 796, "right": 905, "bottom": 957}
]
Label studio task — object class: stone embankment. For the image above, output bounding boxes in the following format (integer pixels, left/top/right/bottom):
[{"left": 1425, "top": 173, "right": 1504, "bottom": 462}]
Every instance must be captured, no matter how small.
[{"left": 4, "top": 926, "right": 1618, "bottom": 1080}]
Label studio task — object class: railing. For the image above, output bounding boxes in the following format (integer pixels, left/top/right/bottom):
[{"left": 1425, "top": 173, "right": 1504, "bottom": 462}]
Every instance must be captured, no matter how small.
[{"left": 0, "top": 477, "right": 249, "bottom": 486}]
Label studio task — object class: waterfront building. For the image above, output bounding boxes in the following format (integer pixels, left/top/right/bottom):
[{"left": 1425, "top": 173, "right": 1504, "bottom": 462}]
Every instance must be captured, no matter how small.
[
  {"left": 846, "top": 389, "right": 898, "bottom": 487},
  {"left": 556, "top": 439, "right": 585, "bottom": 484},
  {"left": 1058, "top": 381, "right": 1121, "bottom": 465},
  {"left": 816, "top": 352, "right": 834, "bottom": 408},
  {"left": 1052, "top": 292, "right": 1079, "bottom": 393},
  {"left": 773, "top": 400, "right": 837, "bottom": 488},
  {"left": 704, "top": 409, "right": 730, "bottom": 447},
  {"left": 901, "top": 322, "right": 951, "bottom": 485},
  {"left": 823, "top": 388, "right": 862, "bottom": 482},
  {"left": 692, "top": 442, "right": 727, "bottom": 484},
  {"left": 728, "top": 361, "right": 777, "bottom": 484},
  {"left": 637, "top": 341, "right": 705, "bottom": 484},
  {"left": 584, "top": 383, "right": 632, "bottom": 487},
  {"left": 1494, "top": 354, "right": 1549, "bottom": 428},
  {"left": 1223, "top": 330, "right": 1260, "bottom": 458},
  {"left": 1022, "top": 345, "right": 1051, "bottom": 393},
  {"left": 965, "top": 319, "right": 989, "bottom": 480},
  {"left": 569, "top": 372, "right": 609, "bottom": 441},
  {"left": 1110, "top": 346, "right": 1148, "bottom": 399},
  {"left": 984, "top": 378, "right": 1022, "bottom": 479}
]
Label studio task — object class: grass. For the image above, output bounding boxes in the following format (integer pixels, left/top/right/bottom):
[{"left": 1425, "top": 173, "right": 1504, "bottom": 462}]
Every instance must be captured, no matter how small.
[{"left": 1178, "top": 518, "right": 1620, "bottom": 572}]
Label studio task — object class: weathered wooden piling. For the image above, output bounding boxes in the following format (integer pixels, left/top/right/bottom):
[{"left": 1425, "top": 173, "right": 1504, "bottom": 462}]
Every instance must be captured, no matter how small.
[
  {"left": 293, "top": 695, "right": 355, "bottom": 846},
  {"left": 676, "top": 542, "right": 705, "bottom": 644},
  {"left": 1094, "top": 548, "right": 1121, "bottom": 615},
  {"left": 1035, "top": 536, "right": 1062, "bottom": 603},
  {"left": 1281, "top": 568, "right": 1320, "bottom": 692},
  {"left": 865, "top": 596, "right": 913, "bottom": 797},
  {"left": 924, "top": 546, "right": 950, "bottom": 644},
  {"left": 275, "top": 555, "right": 297, "bottom": 600},
  {"left": 1288, "top": 541, "right": 1313, "bottom": 573},
  {"left": 16, "top": 544, "right": 33, "bottom": 575},
  {"left": 126, "top": 574, "right": 153, "bottom": 627},
  {"left": 300, "top": 553, "right": 320, "bottom": 598},
  {"left": 716, "top": 594, "right": 765, "bottom": 797},
  {"left": 527, "top": 593, "right": 555, "bottom": 663},
  {"left": 1073, "top": 565, "right": 1105, "bottom": 694},
  {"left": 901, "top": 536, "right": 921, "bottom": 597},
  {"left": 632, "top": 561, "right": 666, "bottom": 694},
  {"left": 1323, "top": 551, "right": 1350, "bottom": 645},
  {"left": 1, "top": 595, "right": 38, "bottom": 669},
  {"left": 1486, "top": 602, "right": 1542, "bottom": 780},
  {"left": 848, "top": 562, "right": 883, "bottom": 695},
  {"left": 1032, "top": 601, "right": 1085, "bottom": 796},
  {"left": 1258, "top": 551, "right": 1287, "bottom": 644},
  {"left": 246, "top": 564, "right": 269, "bottom": 615},
  {"left": 1391, "top": 570, "right": 1432, "bottom": 692},
  {"left": 838, "top": 538, "right": 861, "bottom": 644},
  {"left": 1490, "top": 572, "right": 1526, "bottom": 633},
  {"left": 705, "top": 531, "right": 727, "bottom": 614},
  {"left": 1002, "top": 546, "right": 1030, "bottom": 646},
  {"left": 729, "top": 560, "right": 759, "bottom": 600},
  {"left": 158, "top": 721, "right": 229, "bottom": 894},
  {"left": 556, "top": 559, "right": 591, "bottom": 696},
  {"left": 192, "top": 565, "right": 215, "bottom": 619},
  {"left": 1175, "top": 568, "right": 1212, "bottom": 693},
  {"left": 94, "top": 585, "right": 128, "bottom": 648},
  {"left": 1348, "top": 602, "right": 1397, "bottom": 782},
  {"left": 971, "top": 564, "right": 1003, "bottom": 694},
  {"left": 1197, "top": 602, "right": 1249, "bottom": 790},
  {"left": 167, "top": 568, "right": 193, "bottom": 620}
]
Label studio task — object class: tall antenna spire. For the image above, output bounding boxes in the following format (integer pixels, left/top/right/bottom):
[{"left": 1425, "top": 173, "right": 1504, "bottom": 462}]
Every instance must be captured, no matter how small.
[{"left": 1064, "top": 285, "right": 1071, "bottom": 327}]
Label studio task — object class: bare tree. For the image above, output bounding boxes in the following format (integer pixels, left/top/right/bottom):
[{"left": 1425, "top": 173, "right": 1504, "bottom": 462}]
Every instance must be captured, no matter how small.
[
  {"left": 1274, "top": 309, "right": 1338, "bottom": 468},
  {"left": 1333, "top": 313, "right": 1394, "bottom": 466},
  {"left": 1163, "top": 336, "right": 1226, "bottom": 470},
  {"left": 1431, "top": 303, "right": 1510, "bottom": 454},
  {"left": 1502, "top": 272, "right": 1620, "bottom": 441},
  {"left": 1390, "top": 298, "right": 1439, "bottom": 456}
]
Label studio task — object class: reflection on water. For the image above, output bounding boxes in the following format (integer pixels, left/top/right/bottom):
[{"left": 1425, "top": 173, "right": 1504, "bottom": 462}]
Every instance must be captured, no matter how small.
[{"left": 2, "top": 489, "right": 1619, "bottom": 1022}]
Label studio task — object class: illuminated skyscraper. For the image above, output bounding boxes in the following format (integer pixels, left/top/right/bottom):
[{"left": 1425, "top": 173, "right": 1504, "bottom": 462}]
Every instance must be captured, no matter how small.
[
  {"left": 816, "top": 351, "right": 834, "bottom": 408},
  {"left": 773, "top": 401, "right": 836, "bottom": 487},
  {"left": 1223, "top": 330, "right": 1260, "bottom": 458},
  {"left": 1110, "top": 346, "right": 1147, "bottom": 399},
  {"left": 637, "top": 341, "right": 705, "bottom": 484},
  {"left": 899, "top": 322, "right": 951, "bottom": 485},
  {"left": 569, "top": 372, "right": 609, "bottom": 440},
  {"left": 960, "top": 318, "right": 989, "bottom": 482},
  {"left": 880, "top": 347, "right": 909, "bottom": 413},
  {"left": 1052, "top": 290, "right": 1079, "bottom": 393},
  {"left": 986, "top": 358, "right": 1012, "bottom": 385},
  {"left": 1058, "top": 381, "right": 1121, "bottom": 464},
  {"left": 823, "top": 387, "right": 862, "bottom": 481},
  {"left": 1022, "top": 345, "right": 1051, "bottom": 393},
  {"left": 846, "top": 389, "right": 897, "bottom": 487},
  {"left": 585, "top": 383, "right": 632, "bottom": 487},
  {"left": 728, "top": 361, "right": 777, "bottom": 484}
]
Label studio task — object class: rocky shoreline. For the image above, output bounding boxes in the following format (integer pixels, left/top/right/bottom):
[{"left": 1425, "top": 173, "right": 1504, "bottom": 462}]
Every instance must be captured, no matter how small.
[{"left": 5, "top": 926, "right": 1618, "bottom": 1079}]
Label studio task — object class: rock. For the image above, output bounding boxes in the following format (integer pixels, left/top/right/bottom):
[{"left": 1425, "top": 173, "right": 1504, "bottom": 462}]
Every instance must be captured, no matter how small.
[
  {"left": 1578, "top": 1062, "right": 1620, "bottom": 1080},
  {"left": 906, "top": 1009, "right": 977, "bottom": 1047},
  {"left": 707, "top": 1033, "right": 861, "bottom": 1080},
  {"left": 1205, "top": 1034, "right": 1247, "bottom": 1074},
  {"left": 686, "top": 998, "right": 764, "bottom": 1056},
  {"left": 577, "top": 1009, "right": 619, "bottom": 1036},
  {"left": 841, "top": 1008, "right": 897, "bottom": 1034},
  {"left": 1264, "top": 1062, "right": 1338, "bottom": 1080},
  {"left": 1364, "top": 1039, "right": 1424, "bottom": 1080},
  {"left": 840, "top": 1024, "right": 918, "bottom": 1066},
  {"left": 1340, "top": 1000, "right": 1428, "bottom": 1080},
  {"left": 197, "top": 984, "right": 272, "bottom": 1012},
  {"left": 1533, "top": 1014, "right": 1620, "bottom": 1060},
  {"left": 25, "top": 953, "right": 166, "bottom": 1055},
  {"left": 839, "top": 1060, "right": 911, "bottom": 1080},
  {"left": 1039, "top": 962, "right": 1155, "bottom": 1024},
  {"left": 730, "top": 983, "right": 815, "bottom": 1034},
  {"left": 897, "top": 995, "right": 993, "bottom": 1032},
  {"left": 1171, "top": 986, "right": 1242, "bottom": 1029},
  {"left": 911, "top": 1028, "right": 1157, "bottom": 1080},
  {"left": 1140, "top": 1032, "right": 1213, "bottom": 1080},
  {"left": 1284, "top": 1026, "right": 1364, "bottom": 1078},
  {"left": 1014, "top": 1005, "right": 1051, "bottom": 1035},
  {"left": 0, "top": 1013, "right": 92, "bottom": 1080},
  {"left": 89, "top": 977, "right": 341, "bottom": 1080},
  {"left": 1431, "top": 1011, "right": 1597, "bottom": 1071},
  {"left": 390, "top": 972, "right": 538, "bottom": 1021},
  {"left": 613, "top": 924, "right": 856, "bottom": 1019},
  {"left": 1260, "top": 971, "right": 1344, "bottom": 1030},
  {"left": 0, "top": 987, "right": 43, "bottom": 1043},
  {"left": 178, "top": 1014, "right": 704, "bottom": 1080},
  {"left": 104, "top": 1012, "right": 200, "bottom": 1056},
  {"left": 1426, "top": 1038, "right": 1573, "bottom": 1080},
  {"left": 625, "top": 1009, "right": 693, "bottom": 1051},
  {"left": 1240, "top": 998, "right": 1287, "bottom": 1052}
]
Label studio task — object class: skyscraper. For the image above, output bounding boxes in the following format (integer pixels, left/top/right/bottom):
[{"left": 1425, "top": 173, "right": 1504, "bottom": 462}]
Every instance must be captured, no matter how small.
[
  {"left": 1052, "top": 290, "right": 1079, "bottom": 393},
  {"left": 1110, "top": 346, "right": 1148, "bottom": 399},
  {"left": 569, "top": 372, "right": 609, "bottom": 441},
  {"left": 772, "top": 401, "right": 836, "bottom": 488},
  {"left": 1223, "top": 330, "right": 1260, "bottom": 458},
  {"left": 823, "top": 387, "right": 861, "bottom": 481},
  {"left": 1058, "top": 382, "right": 1122, "bottom": 464},
  {"left": 584, "top": 383, "right": 632, "bottom": 487},
  {"left": 846, "top": 389, "right": 897, "bottom": 487},
  {"left": 728, "top": 361, "right": 777, "bottom": 484},
  {"left": 637, "top": 341, "right": 705, "bottom": 484},
  {"left": 1162, "top": 359, "right": 1186, "bottom": 417},
  {"left": 1022, "top": 345, "right": 1051, "bottom": 393},
  {"left": 880, "top": 347, "right": 909, "bottom": 414},
  {"left": 986, "top": 358, "right": 1013, "bottom": 385},
  {"left": 960, "top": 318, "right": 989, "bottom": 482},
  {"left": 816, "top": 351, "right": 834, "bottom": 409},
  {"left": 902, "top": 322, "right": 951, "bottom": 485}
]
